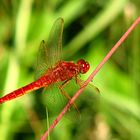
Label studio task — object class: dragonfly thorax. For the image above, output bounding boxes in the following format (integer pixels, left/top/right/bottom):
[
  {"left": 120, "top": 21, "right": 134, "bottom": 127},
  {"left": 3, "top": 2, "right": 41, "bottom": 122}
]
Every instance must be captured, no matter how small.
[
  {"left": 50, "top": 60, "right": 90, "bottom": 82},
  {"left": 50, "top": 61, "right": 79, "bottom": 82}
]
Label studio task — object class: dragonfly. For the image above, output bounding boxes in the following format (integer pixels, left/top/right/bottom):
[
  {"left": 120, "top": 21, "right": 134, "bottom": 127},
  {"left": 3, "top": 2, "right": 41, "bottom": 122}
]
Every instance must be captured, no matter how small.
[{"left": 0, "top": 17, "right": 90, "bottom": 104}]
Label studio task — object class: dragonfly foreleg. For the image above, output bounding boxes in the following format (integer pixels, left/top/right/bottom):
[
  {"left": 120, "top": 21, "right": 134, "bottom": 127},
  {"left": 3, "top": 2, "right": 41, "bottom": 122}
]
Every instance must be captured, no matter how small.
[
  {"left": 75, "top": 76, "right": 83, "bottom": 87},
  {"left": 75, "top": 76, "right": 100, "bottom": 94}
]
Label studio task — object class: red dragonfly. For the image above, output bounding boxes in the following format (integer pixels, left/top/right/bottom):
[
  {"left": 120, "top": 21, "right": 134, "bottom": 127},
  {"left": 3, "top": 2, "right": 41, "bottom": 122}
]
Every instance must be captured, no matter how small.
[{"left": 0, "top": 18, "right": 90, "bottom": 104}]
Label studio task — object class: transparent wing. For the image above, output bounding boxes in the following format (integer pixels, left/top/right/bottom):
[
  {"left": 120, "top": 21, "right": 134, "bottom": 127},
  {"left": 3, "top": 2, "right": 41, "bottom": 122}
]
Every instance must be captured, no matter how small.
[
  {"left": 47, "top": 17, "right": 64, "bottom": 67},
  {"left": 43, "top": 83, "right": 67, "bottom": 117},
  {"left": 35, "top": 40, "right": 48, "bottom": 79},
  {"left": 42, "top": 81, "right": 80, "bottom": 123},
  {"left": 35, "top": 17, "right": 64, "bottom": 79}
]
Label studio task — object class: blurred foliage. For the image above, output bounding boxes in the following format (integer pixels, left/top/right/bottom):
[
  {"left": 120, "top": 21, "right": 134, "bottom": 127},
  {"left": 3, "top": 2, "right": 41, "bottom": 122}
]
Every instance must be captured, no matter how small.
[{"left": 0, "top": 0, "right": 140, "bottom": 140}]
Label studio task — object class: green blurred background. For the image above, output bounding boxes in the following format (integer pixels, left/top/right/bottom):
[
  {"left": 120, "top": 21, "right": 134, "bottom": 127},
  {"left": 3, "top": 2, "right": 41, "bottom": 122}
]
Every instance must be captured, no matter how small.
[{"left": 0, "top": 0, "right": 140, "bottom": 140}]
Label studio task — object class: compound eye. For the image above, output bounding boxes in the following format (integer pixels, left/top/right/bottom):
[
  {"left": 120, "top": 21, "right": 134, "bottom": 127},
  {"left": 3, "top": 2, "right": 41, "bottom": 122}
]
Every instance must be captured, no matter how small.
[{"left": 77, "top": 59, "right": 90, "bottom": 74}]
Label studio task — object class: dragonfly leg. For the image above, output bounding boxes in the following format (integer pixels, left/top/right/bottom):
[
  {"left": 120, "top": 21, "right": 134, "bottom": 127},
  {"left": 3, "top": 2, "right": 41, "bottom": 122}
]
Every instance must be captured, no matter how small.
[
  {"left": 75, "top": 76, "right": 100, "bottom": 93},
  {"left": 75, "top": 76, "right": 82, "bottom": 87},
  {"left": 59, "top": 80, "right": 80, "bottom": 113}
]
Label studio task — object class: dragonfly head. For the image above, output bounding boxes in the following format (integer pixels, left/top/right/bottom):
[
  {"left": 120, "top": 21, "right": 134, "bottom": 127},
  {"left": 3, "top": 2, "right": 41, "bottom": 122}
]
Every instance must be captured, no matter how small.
[{"left": 77, "top": 59, "right": 90, "bottom": 74}]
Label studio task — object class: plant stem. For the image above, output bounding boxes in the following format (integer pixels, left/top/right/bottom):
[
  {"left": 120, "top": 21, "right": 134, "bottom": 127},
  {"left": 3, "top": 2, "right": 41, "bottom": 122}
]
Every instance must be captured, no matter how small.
[{"left": 41, "top": 17, "right": 140, "bottom": 140}]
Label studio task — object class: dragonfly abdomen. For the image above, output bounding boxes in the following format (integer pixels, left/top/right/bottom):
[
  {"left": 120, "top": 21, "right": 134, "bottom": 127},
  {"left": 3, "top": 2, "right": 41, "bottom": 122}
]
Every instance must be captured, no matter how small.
[{"left": 0, "top": 80, "right": 46, "bottom": 104}]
